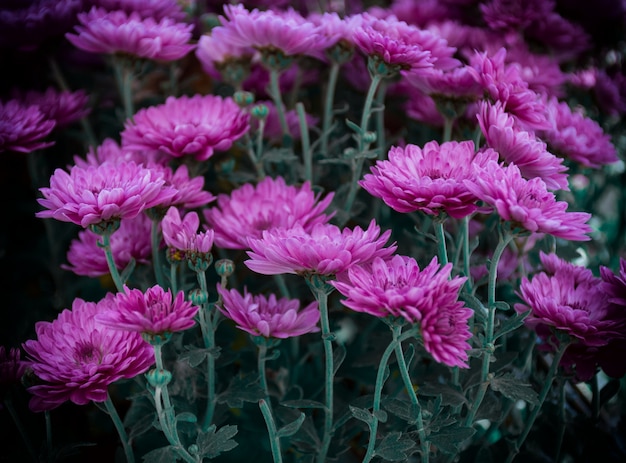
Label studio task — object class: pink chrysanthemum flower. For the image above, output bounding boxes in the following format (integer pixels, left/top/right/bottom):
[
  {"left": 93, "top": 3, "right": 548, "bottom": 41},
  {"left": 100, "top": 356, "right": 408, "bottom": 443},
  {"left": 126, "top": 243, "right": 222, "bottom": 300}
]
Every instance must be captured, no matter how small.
[
  {"left": 332, "top": 255, "right": 471, "bottom": 368},
  {"left": 476, "top": 100, "right": 569, "bottom": 190},
  {"left": 161, "top": 206, "right": 214, "bottom": 255},
  {"left": 0, "top": 100, "right": 55, "bottom": 153},
  {"left": 540, "top": 97, "right": 619, "bottom": 168},
  {"left": 196, "top": 26, "right": 254, "bottom": 82},
  {"left": 93, "top": 0, "right": 186, "bottom": 21},
  {"left": 148, "top": 164, "right": 216, "bottom": 211},
  {"left": 480, "top": 0, "right": 554, "bottom": 32},
  {"left": 63, "top": 214, "right": 152, "bottom": 277},
  {"left": 219, "top": 4, "right": 324, "bottom": 58},
  {"left": 465, "top": 161, "right": 591, "bottom": 241},
  {"left": 96, "top": 285, "right": 199, "bottom": 338},
  {"left": 65, "top": 7, "right": 194, "bottom": 61},
  {"left": 14, "top": 88, "right": 90, "bottom": 128},
  {"left": 515, "top": 253, "right": 619, "bottom": 347},
  {"left": 36, "top": 161, "right": 176, "bottom": 228},
  {"left": 361, "top": 140, "right": 499, "bottom": 219},
  {"left": 204, "top": 176, "right": 334, "bottom": 250},
  {"left": 74, "top": 138, "right": 167, "bottom": 168},
  {"left": 121, "top": 94, "right": 250, "bottom": 162},
  {"left": 505, "top": 46, "right": 566, "bottom": 98},
  {"left": 403, "top": 65, "right": 483, "bottom": 102},
  {"left": 22, "top": 295, "right": 154, "bottom": 412},
  {"left": 245, "top": 219, "right": 396, "bottom": 277},
  {"left": 217, "top": 286, "right": 320, "bottom": 339},
  {"left": 526, "top": 12, "right": 591, "bottom": 60}
]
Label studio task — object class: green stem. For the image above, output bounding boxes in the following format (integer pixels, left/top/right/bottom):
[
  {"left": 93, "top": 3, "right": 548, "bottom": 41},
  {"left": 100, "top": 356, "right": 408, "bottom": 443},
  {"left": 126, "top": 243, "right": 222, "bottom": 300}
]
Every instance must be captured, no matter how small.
[
  {"left": 153, "top": 384, "right": 198, "bottom": 463},
  {"left": 195, "top": 270, "right": 217, "bottom": 432},
  {"left": 151, "top": 218, "right": 166, "bottom": 288},
  {"left": 3, "top": 398, "right": 38, "bottom": 462},
  {"left": 112, "top": 57, "right": 135, "bottom": 120},
  {"left": 443, "top": 116, "right": 454, "bottom": 143},
  {"left": 269, "top": 68, "right": 290, "bottom": 137},
  {"left": 296, "top": 102, "right": 313, "bottom": 184},
  {"left": 554, "top": 377, "right": 567, "bottom": 463},
  {"left": 101, "top": 232, "right": 127, "bottom": 293},
  {"left": 505, "top": 342, "right": 571, "bottom": 463},
  {"left": 45, "top": 410, "right": 52, "bottom": 463},
  {"left": 258, "top": 343, "right": 269, "bottom": 397},
  {"left": 321, "top": 62, "right": 340, "bottom": 157},
  {"left": 461, "top": 215, "right": 473, "bottom": 293},
  {"left": 259, "top": 399, "right": 284, "bottom": 463},
  {"left": 374, "top": 80, "right": 387, "bottom": 160},
  {"left": 103, "top": 392, "right": 135, "bottom": 463},
  {"left": 170, "top": 262, "right": 179, "bottom": 295},
  {"left": 433, "top": 219, "right": 449, "bottom": 266}
]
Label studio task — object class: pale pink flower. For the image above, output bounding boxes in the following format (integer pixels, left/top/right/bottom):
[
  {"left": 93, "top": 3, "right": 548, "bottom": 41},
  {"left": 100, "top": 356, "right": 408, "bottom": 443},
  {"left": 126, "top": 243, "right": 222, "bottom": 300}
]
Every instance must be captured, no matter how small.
[
  {"left": 217, "top": 286, "right": 320, "bottom": 339},
  {"left": 204, "top": 176, "right": 334, "bottom": 250},
  {"left": 465, "top": 161, "right": 592, "bottom": 241},
  {"left": 96, "top": 285, "right": 199, "bottom": 336},
  {"left": 22, "top": 295, "right": 154, "bottom": 412},
  {"left": 332, "top": 255, "right": 471, "bottom": 368},
  {"left": 161, "top": 206, "right": 214, "bottom": 254},
  {"left": 361, "top": 140, "right": 499, "bottom": 219},
  {"left": 63, "top": 213, "right": 152, "bottom": 277},
  {"left": 245, "top": 220, "right": 396, "bottom": 277},
  {"left": 36, "top": 161, "right": 176, "bottom": 228},
  {"left": 0, "top": 100, "right": 55, "bottom": 153},
  {"left": 121, "top": 94, "right": 250, "bottom": 161},
  {"left": 66, "top": 7, "right": 194, "bottom": 61},
  {"left": 476, "top": 100, "right": 569, "bottom": 190}
]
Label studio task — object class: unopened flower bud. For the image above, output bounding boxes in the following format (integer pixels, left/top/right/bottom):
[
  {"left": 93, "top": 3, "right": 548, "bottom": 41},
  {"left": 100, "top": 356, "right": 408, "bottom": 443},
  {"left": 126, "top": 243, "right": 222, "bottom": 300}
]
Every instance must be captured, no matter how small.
[
  {"left": 146, "top": 368, "right": 172, "bottom": 388},
  {"left": 189, "top": 288, "right": 208, "bottom": 306},
  {"left": 234, "top": 90, "right": 255, "bottom": 107},
  {"left": 362, "top": 131, "right": 377, "bottom": 145},
  {"left": 251, "top": 104, "right": 269, "bottom": 120},
  {"left": 215, "top": 259, "right": 235, "bottom": 278}
]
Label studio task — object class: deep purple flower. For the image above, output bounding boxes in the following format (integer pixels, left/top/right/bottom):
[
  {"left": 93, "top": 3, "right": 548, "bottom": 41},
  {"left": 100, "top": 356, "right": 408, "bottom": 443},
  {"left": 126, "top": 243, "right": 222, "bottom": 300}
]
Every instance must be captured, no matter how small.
[
  {"left": 66, "top": 7, "right": 194, "bottom": 61},
  {"left": 0, "top": 100, "right": 55, "bottom": 153},
  {"left": 161, "top": 206, "right": 214, "bottom": 254},
  {"left": 332, "top": 255, "right": 471, "bottom": 368},
  {"left": 480, "top": 0, "right": 554, "bottom": 31},
  {"left": 96, "top": 285, "right": 199, "bottom": 337},
  {"left": 540, "top": 96, "right": 619, "bottom": 168},
  {"left": 63, "top": 214, "right": 152, "bottom": 277},
  {"left": 12, "top": 87, "right": 90, "bottom": 128},
  {"left": 204, "top": 176, "right": 334, "bottom": 250},
  {"left": 465, "top": 161, "right": 592, "bottom": 241},
  {"left": 121, "top": 94, "right": 250, "bottom": 161},
  {"left": 93, "top": 0, "right": 186, "bottom": 21},
  {"left": 245, "top": 219, "right": 396, "bottom": 277},
  {"left": 361, "top": 140, "right": 499, "bottom": 219},
  {"left": 403, "top": 64, "right": 483, "bottom": 102},
  {"left": 36, "top": 161, "right": 176, "bottom": 228},
  {"left": 476, "top": 100, "right": 569, "bottom": 190},
  {"left": 526, "top": 12, "right": 591, "bottom": 60},
  {"left": 22, "top": 295, "right": 154, "bottom": 412},
  {"left": 217, "top": 285, "right": 320, "bottom": 339},
  {"left": 0, "top": 346, "right": 28, "bottom": 388}
]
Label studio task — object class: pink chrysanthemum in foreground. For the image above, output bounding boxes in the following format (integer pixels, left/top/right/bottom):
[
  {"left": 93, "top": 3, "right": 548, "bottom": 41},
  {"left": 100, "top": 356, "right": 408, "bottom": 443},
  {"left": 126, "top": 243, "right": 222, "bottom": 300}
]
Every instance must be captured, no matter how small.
[
  {"left": 245, "top": 220, "right": 396, "bottom": 277},
  {"left": 23, "top": 296, "right": 154, "bottom": 412},
  {"left": 36, "top": 161, "right": 176, "bottom": 228},
  {"left": 204, "top": 176, "right": 334, "bottom": 250},
  {"left": 217, "top": 286, "right": 320, "bottom": 339},
  {"left": 361, "top": 140, "right": 499, "bottom": 219},
  {"left": 465, "top": 161, "right": 591, "bottom": 241},
  {"left": 93, "top": 0, "right": 186, "bottom": 21},
  {"left": 540, "top": 97, "right": 619, "bottom": 168},
  {"left": 477, "top": 100, "right": 568, "bottom": 190},
  {"left": 332, "top": 255, "right": 471, "bottom": 367},
  {"left": 0, "top": 100, "right": 55, "bottom": 153},
  {"left": 14, "top": 88, "right": 90, "bottom": 128},
  {"left": 66, "top": 7, "right": 194, "bottom": 61},
  {"left": 121, "top": 94, "right": 249, "bottom": 161},
  {"left": 96, "top": 286, "right": 199, "bottom": 338},
  {"left": 63, "top": 214, "right": 152, "bottom": 277},
  {"left": 161, "top": 206, "right": 214, "bottom": 255}
]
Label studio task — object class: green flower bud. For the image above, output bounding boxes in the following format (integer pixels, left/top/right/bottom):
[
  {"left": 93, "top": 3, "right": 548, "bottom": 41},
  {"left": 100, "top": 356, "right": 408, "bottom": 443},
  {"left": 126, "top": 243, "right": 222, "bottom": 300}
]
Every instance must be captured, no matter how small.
[{"left": 146, "top": 368, "right": 172, "bottom": 388}]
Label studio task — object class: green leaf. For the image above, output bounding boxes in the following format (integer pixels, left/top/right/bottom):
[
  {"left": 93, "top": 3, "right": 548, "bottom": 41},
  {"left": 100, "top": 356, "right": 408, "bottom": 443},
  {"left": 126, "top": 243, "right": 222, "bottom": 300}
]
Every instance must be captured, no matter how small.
[
  {"left": 493, "top": 301, "right": 511, "bottom": 311},
  {"left": 217, "top": 373, "right": 266, "bottom": 408},
  {"left": 261, "top": 147, "right": 298, "bottom": 163},
  {"left": 333, "top": 343, "right": 347, "bottom": 375},
  {"left": 349, "top": 405, "right": 375, "bottom": 426},
  {"left": 382, "top": 397, "right": 421, "bottom": 424},
  {"left": 374, "top": 432, "right": 416, "bottom": 461},
  {"left": 197, "top": 424, "right": 239, "bottom": 459},
  {"left": 428, "top": 426, "right": 476, "bottom": 454},
  {"left": 494, "top": 311, "right": 530, "bottom": 340},
  {"left": 461, "top": 293, "right": 487, "bottom": 324},
  {"left": 176, "top": 412, "right": 197, "bottom": 423},
  {"left": 281, "top": 399, "right": 327, "bottom": 410},
  {"left": 142, "top": 446, "right": 180, "bottom": 463},
  {"left": 490, "top": 373, "right": 539, "bottom": 405},
  {"left": 178, "top": 346, "right": 220, "bottom": 367},
  {"left": 276, "top": 412, "right": 306, "bottom": 438},
  {"left": 419, "top": 383, "right": 468, "bottom": 407},
  {"left": 345, "top": 118, "right": 363, "bottom": 135}
]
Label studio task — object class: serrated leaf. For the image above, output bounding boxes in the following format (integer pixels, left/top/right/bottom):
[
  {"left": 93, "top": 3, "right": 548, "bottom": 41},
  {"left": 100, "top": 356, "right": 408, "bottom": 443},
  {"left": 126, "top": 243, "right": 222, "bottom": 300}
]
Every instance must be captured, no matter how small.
[
  {"left": 261, "top": 148, "right": 298, "bottom": 163},
  {"left": 350, "top": 405, "right": 375, "bottom": 426},
  {"left": 374, "top": 432, "right": 416, "bottom": 461},
  {"left": 281, "top": 399, "right": 327, "bottom": 410},
  {"left": 142, "top": 446, "right": 180, "bottom": 463},
  {"left": 428, "top": 426, "right": 476, "bottom": 454},
  {"left": 217, "top": 373, "right": 266, "bottom": 408},
  {"left": 276, "top": 412, "right": 306, "bottom": 438},
  {"left": 178, "top": 346, "right": 220, "bottom": 367},
  {"left": 382, "top": 398, "right": 421, "bottom": 424},
  {"left": 197, "top": 424, "right": 238, "bottom": 459},
  {"left": 419, "top": 383, "right": 468, "bottom": 407},
  {"left": 490, "top": 373, "right": 538, "bottom": 405},
  {"left": 176, "top": 412, "right": 197, "bottom": 423},
  {"left": 494, "top": 311, "right": 529, "bottom": 341}
]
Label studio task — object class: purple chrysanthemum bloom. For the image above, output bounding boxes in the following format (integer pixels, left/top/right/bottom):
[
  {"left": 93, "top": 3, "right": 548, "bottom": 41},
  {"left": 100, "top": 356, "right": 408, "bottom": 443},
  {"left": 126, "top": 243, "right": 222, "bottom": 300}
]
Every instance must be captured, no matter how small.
[
  {"left": 505, "top": 46, "right": 566, "bottom": 98},
  {"left": 36, "top": 161, "right": 176, "bottom": 228},
  {"left": 217, "top": 285, "right": 320, "bottom": 339},
  {"left": 161, "top": 206, "right": 214, "bottom": 255},
  {"left": 63, "top": 214, "right": 152, "bottom": 277},
  {"left": 526, "top": 12, "right": 591, "bottom": 61},
  {"left": 332, "top": 255, "right": 471, "bottom": 368},
  {"left": 245, "top": 219, "right": 396, "bottom": 277},
  {"left": 403, "top": 64, "right": 483, "bottom": 102},
  {"left": 96, "top": 285, "right": 199, "bottom": 338},
  {"left": 465, "top": 161, "right": 591, "bottom": 241},
  {"left": 66, "top": 7, "right": 194, "bottom": 61},
  {"left": 22, "top": 295, "right": 154, "bottom": 412},
  {"left": 219, "top": 4, "right": 324, "bottom": 58},
  {"left": 476, "top": 100, "right": 569, "bottom": 190},
  {"left": 0, "top": 346, "right": 28, "bottom": 388},
  {"left": 93, "top": 0, "right": 186, "bottom": 21},
  {"left": 0, "top": 100, "right": 55, "bottom": 153},
  {"left": 361, "top": 140, "right": 499, "bottom": 219},
  {"left": 121, "top": 94, "right": 249, "bottom": 162},
  {"left": 480, "top": 0, "right": 554, "bottom": 32},
  {"left": 196, "top": 26, "right": 254, "bottom": 84},
  {"left": 203, "top": 176, "right": 334, "bottom": 250},
  {"left": 74, "top": 137, "right": 167, "bottom": 167},
  {"left": 148, "top": 164, "right": 216, "bottom": 211},
  {"left": 13, "top": 87, "right": 90, "bottom": 128},
  {"left": 540, "top": 97, "right": 619, "bottom": 168},
  {"left": 601, "top": 257, "right": 626, "bottom": 311}
]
